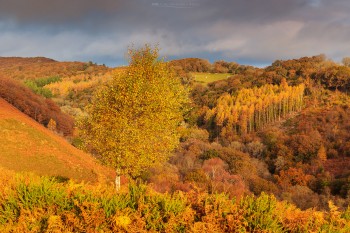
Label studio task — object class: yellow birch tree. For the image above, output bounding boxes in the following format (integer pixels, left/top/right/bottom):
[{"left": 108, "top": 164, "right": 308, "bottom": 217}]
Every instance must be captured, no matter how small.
[{"left": 79, "top": 45, "right": 189, "bottom": 190}]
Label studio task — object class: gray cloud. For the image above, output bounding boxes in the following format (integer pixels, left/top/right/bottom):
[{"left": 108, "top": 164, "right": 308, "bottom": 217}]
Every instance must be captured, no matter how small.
[
  {"left": 0, "top": 0, "right": 124, "bottom": 22},
  {"left": 0, "top": 0, "right": 350, "bottom": 66}
]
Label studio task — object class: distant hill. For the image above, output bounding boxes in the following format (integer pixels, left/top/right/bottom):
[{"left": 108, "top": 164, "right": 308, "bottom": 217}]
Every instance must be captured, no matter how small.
[
  {"left": 0, "top": 56, "right": 56, "bottom": 66},
  {"left": 0, "top": 56, "right": 110, "bottom": 80},
  {"left": 0, "top": 98, "right": 113, "bottom": 182}
]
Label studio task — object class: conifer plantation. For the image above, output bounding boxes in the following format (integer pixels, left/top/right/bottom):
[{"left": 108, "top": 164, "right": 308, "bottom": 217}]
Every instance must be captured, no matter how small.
[{"left": 205, "top": 80, "right": 305, "bottom": 136}]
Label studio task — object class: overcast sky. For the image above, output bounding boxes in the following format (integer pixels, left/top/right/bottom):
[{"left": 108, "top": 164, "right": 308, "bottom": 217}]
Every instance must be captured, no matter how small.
[{"left": 0, "top": 0, "right": 350, "bottom": 67}]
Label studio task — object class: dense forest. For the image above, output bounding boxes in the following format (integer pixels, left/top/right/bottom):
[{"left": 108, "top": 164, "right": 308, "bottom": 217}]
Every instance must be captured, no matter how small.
[
  {"left": 1, "top": 52, "right": 350, "bottom": 231},
  {"left": 168, "top": 55, "right": 350, "bottom": 210}
]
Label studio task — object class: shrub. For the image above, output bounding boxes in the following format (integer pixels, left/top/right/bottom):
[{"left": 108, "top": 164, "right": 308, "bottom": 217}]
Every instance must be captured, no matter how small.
[{"left": 1, "top": 171, "right": 350, "bottom": 232}]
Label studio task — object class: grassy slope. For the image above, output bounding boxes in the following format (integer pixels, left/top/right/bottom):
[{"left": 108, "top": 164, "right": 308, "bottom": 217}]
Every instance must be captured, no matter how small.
[
  {"left": 191, "top": 72, "right": 231, "bottom": 84},
  {"left": 0, "top": 98, "right": 113, "bottom": 182}
]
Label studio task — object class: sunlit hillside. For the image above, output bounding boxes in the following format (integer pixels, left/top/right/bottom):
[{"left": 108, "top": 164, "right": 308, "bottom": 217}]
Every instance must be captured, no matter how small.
[
  {"left": 0, "top": 98, "right": 113, "bottom": 182},
  {"left": 0, "top": 57, "right": 110, "bottom": 80},
  {"left": 0, "top": 57, "right": 126, "bottom": 117},
  {"left": 1, "top": 53, "right": 350, "bottom": 231}
]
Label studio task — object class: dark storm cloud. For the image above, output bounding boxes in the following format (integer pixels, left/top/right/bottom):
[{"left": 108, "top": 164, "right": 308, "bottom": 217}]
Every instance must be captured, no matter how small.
[
  {"left": 0, "top": 0, "right": 312, "bottom": 30},
  {"left": 0, "top": 0, "right": 350, "bottom": 66},
  {"left": 0, "top": 0, "right": 124, "bottom": 22}
]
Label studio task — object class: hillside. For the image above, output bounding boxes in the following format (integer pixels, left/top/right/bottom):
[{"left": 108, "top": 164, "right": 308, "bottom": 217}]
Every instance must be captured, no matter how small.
[
  {"left": 0, "top": 98, "right": 113, "bottom": 182},
  {"left": 0, "top": 56, "right": 110, "bottom": 80},
  {"left": 1, "top": 54, "right": 350, "bottom": 212},
  {"left": 0, "top": 76, "right": 75, "bottom": 136},
  {"left": 0, "top": 57, "right": 117, "bottom": 118}
]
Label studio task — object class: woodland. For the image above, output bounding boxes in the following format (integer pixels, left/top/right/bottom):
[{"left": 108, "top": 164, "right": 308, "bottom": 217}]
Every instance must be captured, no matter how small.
[{"left": 1, "top": 49, "right": 350, "bottom": 232}]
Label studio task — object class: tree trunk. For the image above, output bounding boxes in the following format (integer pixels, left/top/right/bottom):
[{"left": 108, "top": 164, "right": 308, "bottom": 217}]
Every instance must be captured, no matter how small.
[{"left": 115, "top": 169, "right": 121, "bottom": 191}]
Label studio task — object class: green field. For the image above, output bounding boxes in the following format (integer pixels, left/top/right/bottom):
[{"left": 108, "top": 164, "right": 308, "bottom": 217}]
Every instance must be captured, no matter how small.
[{"left": 192, "top": 72, "right": 231, "bottom": 84}]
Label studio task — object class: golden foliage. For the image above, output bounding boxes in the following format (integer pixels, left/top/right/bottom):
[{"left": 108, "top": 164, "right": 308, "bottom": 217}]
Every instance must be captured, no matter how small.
[
  {"left": 79, "top": 45, "right": 190, "bottom": 178},
  {"left": 0, "top": 172, "right": 350, "bottom": 232},
  {"left": 317, "top": 144, "right": 327, "bottom": 162},
  {"left": 46, "top": 215, "right": 65, "bottom": 233},
  {"left": 45, "top": 71, "right": 114, "bottom": 97},
  {"left": 206, "top": 83, "right": 305, "bottom": 136},
  {"left": 47, "top": 118, "right": 57, "bottom": 131}
]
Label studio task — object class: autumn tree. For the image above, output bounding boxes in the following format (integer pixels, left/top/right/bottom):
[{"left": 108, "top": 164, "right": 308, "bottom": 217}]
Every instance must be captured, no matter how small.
[
  {"left": 342, "top": 57, "right": 350, "bottom": 67},
  {"left": 317, "top": 145, "right": 327, "bottom": 162},
  {"left": 47, "top": 118, "right": 57, "bottom": 131},
  {"left": 276, "top": 167, "right": 312, "bottom": 190},
  {"left": 79, "top": 45, "right": 189, "bottom": 190}
]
